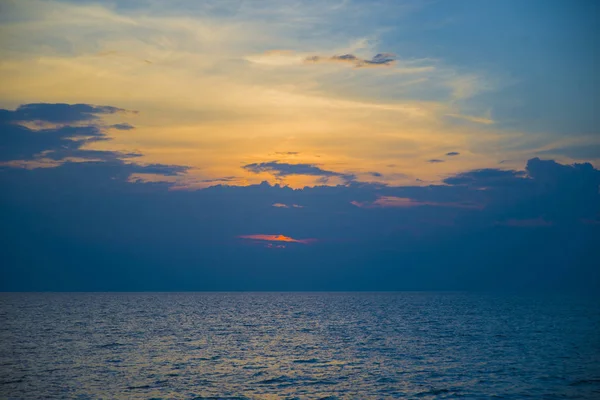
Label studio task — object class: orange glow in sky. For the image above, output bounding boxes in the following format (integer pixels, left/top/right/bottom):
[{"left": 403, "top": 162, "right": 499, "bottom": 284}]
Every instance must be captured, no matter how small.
[{"left": 239, "top": 234, "right": 314, "bottom": 244}]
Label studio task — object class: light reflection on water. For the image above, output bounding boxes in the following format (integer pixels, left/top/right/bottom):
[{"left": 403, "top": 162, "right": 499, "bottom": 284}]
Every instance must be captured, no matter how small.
[{"left": 1, "top": 292, "right": 599, "bottom": 399}]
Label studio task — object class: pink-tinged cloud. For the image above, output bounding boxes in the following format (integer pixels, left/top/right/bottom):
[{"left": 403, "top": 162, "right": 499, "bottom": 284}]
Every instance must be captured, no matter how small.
[
  {"left": 351, "top": 196, "right": 483, "bottom": 209},
  {"left": 495, "top": 218, "right": 554, "bottom": 227},
  {"left": 272, "top": 203, "right": 304, "bottom": 208},
  {"left": 238, "top": 234, "right": 315, "bottom": 244}
]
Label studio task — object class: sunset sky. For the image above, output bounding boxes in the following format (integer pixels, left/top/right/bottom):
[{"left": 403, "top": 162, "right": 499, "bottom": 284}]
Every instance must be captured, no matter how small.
[{"left": 1, "top": 0, "right": 599, "bottom": 291}]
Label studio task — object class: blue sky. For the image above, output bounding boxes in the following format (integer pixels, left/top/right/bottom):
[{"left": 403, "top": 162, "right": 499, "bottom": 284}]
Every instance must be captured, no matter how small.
[{"left": 1, "top": 0, "right": 599, "bottom": 291}]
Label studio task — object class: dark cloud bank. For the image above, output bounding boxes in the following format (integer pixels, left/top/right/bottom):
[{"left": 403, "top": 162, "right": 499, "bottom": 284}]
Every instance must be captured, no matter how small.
[{"left": 1, "top": 104, "right": 599, "bottom": 292}]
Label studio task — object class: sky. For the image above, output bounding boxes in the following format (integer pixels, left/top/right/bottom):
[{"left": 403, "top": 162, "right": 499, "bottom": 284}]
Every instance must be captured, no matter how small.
[{"left": 1, "top": 0, "right": 599, "bottom": 291}]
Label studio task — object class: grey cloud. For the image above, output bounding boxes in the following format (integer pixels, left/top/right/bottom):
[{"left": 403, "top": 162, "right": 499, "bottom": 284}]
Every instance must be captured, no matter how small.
[
  {"left": 305, "top": 53, "right": 396, "bottom": 68},
  {"left": 526, "top": 157, "right": 600, "bottom": 195},
  {"left": 443, "top": 168, "right": 526, "bottom": 187},
  {"left": 428, "top": 159, "right": 444, "bottom": 163},
  {"left": 0, "top": 103, "right": 186, "bottom": 179},
  {"left": 111, "top": 123, "right": 135, "bottom": 130},
  {"left": 243, "top": 161, "right": 356, "bottom": 183},
  {"left": 446, "top": 152, "right": 460, "bottom": 156},
  {"left": 198, "top": 176, "right": 237, "bottom": 183},
  {"left": 131, "top": 163, "right": 189, "bottom": 176},
  {"left": 1, "top": 123, "right": 106, "bottom": 162},
  {"left": 363, "top": 53, "right": 396, "bottom": 66},
  {"left": 0, "top": 103, "right": 129, "bottom": 124}
]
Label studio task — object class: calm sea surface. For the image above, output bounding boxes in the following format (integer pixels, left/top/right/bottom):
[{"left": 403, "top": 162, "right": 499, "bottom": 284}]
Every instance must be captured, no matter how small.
[{"left": 1, "top": 293, "right": 599, "bottom": 399}]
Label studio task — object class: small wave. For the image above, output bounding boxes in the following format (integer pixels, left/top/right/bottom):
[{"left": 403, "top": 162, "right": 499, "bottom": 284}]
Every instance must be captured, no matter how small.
[
  {"left": 376, "top": 376, "right": 398, "bottom": 383},
  {"left": 569, "top": 378, "right": 600, "bottom": 386},
  {"left": 192, "top": 397, "right": 250, "bottom": 400},
  {"left": 292, "top": 358, "right": 319, "bottom": 364},
  {"left": 416, "top": 388, "right": 452, "bottom": 396},
  {"left": 306, "top": 379, "right": 337, "bottom": 386},
  {"left": 256, "top": 375, "right": 294, "bottom": 385},
  {"left": 242, "top": 365, "right": 267, "bottom": 370},
  {"left": 126, "top": 384, "right": 152, "bottom": 390},
  {"left": 0, "top": 379, "right": 24, "bottom": 385},
  {"left": 97, "top": 342, "right": 126, "bottom": 349}
]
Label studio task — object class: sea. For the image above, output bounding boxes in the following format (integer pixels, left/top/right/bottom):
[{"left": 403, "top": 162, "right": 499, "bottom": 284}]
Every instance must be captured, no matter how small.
[{"left": 1, "top": 292, "right": 599, "bottom": 399}]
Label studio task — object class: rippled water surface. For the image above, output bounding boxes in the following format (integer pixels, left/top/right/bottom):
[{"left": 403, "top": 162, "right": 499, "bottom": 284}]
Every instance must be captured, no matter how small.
[{"left": 1, "top": 293, "right": 599, "bottom": 399}]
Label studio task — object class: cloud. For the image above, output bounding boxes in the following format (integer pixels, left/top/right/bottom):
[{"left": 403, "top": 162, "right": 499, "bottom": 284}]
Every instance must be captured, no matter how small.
[
  {"left": 428, "top": 159, "right": 444, "bottom": 163},
  {"left": 265, "top": 243, "right": 287, "bottom": 249},
  {"left": 352, "top": 196, "right": 482, "bottom": 209},
  {"left": 535, "top": 144, "right": 600, "bottom": 160},
  {"left": 130, "top": 163, "right": 189, "bottom": 177},
  {"left": 304, "top": 53, "right": 396, "bottom": 68},
  {"left": 1, "top": 123, "right": 105, "bottom": 162},
  {"left": 0, "top": 103, "right": 129, "bottom": 124},
  {"left": 446, "top": 152, "right": 460, "bottom": 156},
  {"left": 272, "top": 203, "right": 305, "bottom": 208},
  {"left": 0, "top": 103, "right": 136, "bottom": 163},
  {"left": 0, "top": 103, "right": 187, "bottom": 179},
  {"left": 197, "top": 177, "right": 237, "bottom": 183},
  {"left": 526, "top": 157, "right": 600, "bottom": 185},
  {"left": 443, "top": 168, "right": 526, "bottom": 187},
  {"left": 242, "top": 161, "right": 356, "bottom": 183},
  {"left": 445, "top": 113, "right": 494, "bottom": 125},
  {"left": 111, "top": 123, "right": 135, "bottom": 131},
  {"left": 239, "top": 234, "right": 315, "bottom": 244}
]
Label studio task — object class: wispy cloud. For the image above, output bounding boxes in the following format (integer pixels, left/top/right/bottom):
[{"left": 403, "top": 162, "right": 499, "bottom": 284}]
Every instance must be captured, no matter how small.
[
  {"left": 535, "top": 143, "right": 600, "bottom": 160},
  {"left": 352, "top": 196, "right": 482, "bottom": 209},
  {"left": 445, "top": 113, "right": 494, "bottom": 125},
  {"left": 272, "top": 203, "right": 304, "bottom": 208},
  {"left": 111, "top": 123, "right": 135, "bottom": 131},
  {"left": 305, "top": 53, "right": 396, "bottom": 68}
]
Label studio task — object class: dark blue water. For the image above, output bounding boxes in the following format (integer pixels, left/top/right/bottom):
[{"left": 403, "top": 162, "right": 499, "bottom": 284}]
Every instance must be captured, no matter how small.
[{"left": 1, "top": 293, "right": 599, "bottom": 399}]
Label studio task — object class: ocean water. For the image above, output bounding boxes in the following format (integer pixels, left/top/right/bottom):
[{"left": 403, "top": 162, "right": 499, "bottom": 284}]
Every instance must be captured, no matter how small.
[{"left": 1, "top": 293, "right": 599, "bottom": 399}]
